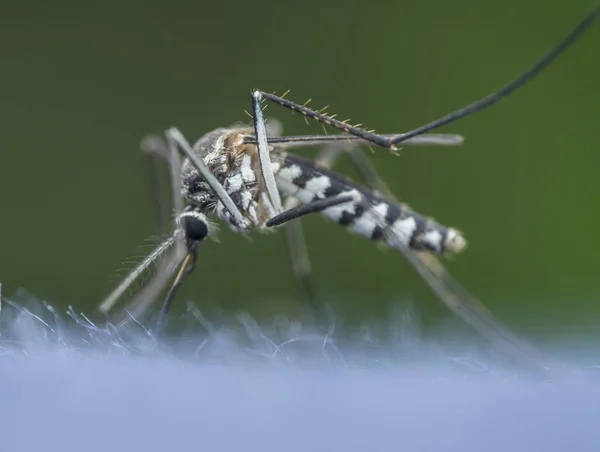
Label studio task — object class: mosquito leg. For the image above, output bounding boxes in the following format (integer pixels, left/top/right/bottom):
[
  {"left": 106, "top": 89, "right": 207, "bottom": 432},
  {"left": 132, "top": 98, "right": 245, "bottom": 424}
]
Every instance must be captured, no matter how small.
[
  {"left": 259, "top": 116, "right": 329, "bottom": 325},
  {"left": 154, "top": 243, "right": 199, "bottom": 334},
  {"left": 260, "top": 133, "right": 461, "bottom": 317},
  {"left": 97, "top": 233, "right": 179, "bottom": 315},
  {"left": 117, "top": 128, "right": 247, "bottom": 324},
  {"left": 282, "top": 199, "right": 317, "bottom": 306},
  {"left": 347, "top": 147, "right": 392, "bottom": 197},
  {"left": 100, "top": 134, "right": 189, "bottom": 325},
  {"left": 144, "top": 151, "right": 169, "bottom": 235},
  {"left": 251, "top": 91, "right": 283, "bottom": 213},
  {"left": 112, "top": 251, "right": 182, "bottom": 327},
  {"left": 140, "top": 134, "right": 185, "bottom": 220},
  {"left": 281, "top": 197, "right": 335, "bottom": 330},
  {"left": 318, "top": 143, "right": 547, "bottom": 370},
  {"left": 267, "top": 194, "right": 356, "bottom": 227},
  {"left": 117, "top": 134, "right": 188, "bottom": 324},
  {"left": 252, "top": 107, "right": 327, "bottom": 323},
  {"left": 267, "top": 144, "right": 358, "bottom": 327},
  {"left": 251, "top": 7, "right": 598, "bottom": 150},
  {"left": 243, "top": 133, "right": 464, "bottom": 147},
  {"left": 152, "top": 207, "right": 210, "bottom": 333}
]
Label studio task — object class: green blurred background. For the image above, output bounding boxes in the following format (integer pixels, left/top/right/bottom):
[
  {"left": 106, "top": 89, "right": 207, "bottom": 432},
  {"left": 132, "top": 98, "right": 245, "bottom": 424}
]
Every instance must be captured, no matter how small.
[{"left": 0, "top": 0, "right": 598, "bottom": 341}]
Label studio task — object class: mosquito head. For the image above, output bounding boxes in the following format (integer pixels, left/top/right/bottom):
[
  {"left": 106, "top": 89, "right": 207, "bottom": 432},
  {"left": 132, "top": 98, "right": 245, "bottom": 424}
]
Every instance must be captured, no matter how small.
[
  {"left": 444, "top": 229, "right": 467, "bottom": 254},
  {"left": 178, "top": 208, "right": 209, "bottom": 242}
]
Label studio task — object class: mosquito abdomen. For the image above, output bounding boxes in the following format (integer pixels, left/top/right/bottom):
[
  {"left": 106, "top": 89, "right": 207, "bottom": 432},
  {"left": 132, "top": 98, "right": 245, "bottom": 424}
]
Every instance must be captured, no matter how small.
[{"left": 273, "top": 152, "right": 466, "bottom": 255}]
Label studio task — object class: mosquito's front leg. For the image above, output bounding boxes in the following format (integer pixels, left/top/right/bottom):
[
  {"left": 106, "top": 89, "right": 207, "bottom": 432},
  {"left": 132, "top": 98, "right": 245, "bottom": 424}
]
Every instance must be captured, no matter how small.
[
  {"left": 103, "top": 134, "right": 189, "bottom": 325},
  {"left": 97, "top": 134, "right": 188, "bottom": 320},
  {"left": 251, "top": 91, "right": 283, "bottom": 214}
]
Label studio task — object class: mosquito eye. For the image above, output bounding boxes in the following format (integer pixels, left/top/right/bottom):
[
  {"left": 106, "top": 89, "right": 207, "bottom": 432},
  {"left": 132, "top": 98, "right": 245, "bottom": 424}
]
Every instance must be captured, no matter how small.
[{"left": 180, "top": 213, "right": 209, "bottom": 241}]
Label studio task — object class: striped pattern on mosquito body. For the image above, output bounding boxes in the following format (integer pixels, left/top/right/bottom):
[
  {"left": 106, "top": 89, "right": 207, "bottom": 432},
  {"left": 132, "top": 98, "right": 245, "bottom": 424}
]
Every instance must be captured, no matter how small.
[
  {"left": 181, "top": 127, "right": 277, "bottom": 232},
  {"left": 270, "top": 151, "right": 466, "bottom": 255},
  {"left": 178, "top": 125, "right": 465, "bottom": 255}
]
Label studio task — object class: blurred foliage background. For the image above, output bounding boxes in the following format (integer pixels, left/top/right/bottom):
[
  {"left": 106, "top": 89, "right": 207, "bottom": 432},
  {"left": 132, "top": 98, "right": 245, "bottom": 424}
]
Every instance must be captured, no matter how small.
[{"left": 0, "top": 0, "right": 598, "bottom": 341}]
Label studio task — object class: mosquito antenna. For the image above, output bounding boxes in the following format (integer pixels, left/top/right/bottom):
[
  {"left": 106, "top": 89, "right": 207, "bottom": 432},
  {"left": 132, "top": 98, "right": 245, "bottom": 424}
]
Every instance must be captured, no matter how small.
[{"left": 389, "top": 5, "right": 599, "bottom": 146}]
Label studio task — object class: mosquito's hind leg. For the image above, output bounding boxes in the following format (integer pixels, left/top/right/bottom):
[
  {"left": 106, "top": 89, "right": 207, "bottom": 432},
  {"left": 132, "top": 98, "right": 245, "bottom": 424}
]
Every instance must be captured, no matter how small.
[
  {"left": 282, "top": 202, "right": 317, "bottom": 309},
  {"left": 319, "top": 142, "right": 547, "bottom": 370},
  {"left": 281, "top": 196, "right": 336, "bottom": 329},
  {"left": 274, "top": 144, "right": 370, "bottom": 330},
  {"left": 253, "top": 8, "right": 599, "bottom": 150}
]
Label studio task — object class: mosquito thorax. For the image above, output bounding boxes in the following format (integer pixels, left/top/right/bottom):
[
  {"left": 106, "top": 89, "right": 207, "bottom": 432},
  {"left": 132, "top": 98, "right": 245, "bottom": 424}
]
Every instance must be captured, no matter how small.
[
  {"left": 180, "top": 126, "right": 277, "bottom": 232},
  {"left": 178, "top": 209, "right": 209, "bottom": 242}
]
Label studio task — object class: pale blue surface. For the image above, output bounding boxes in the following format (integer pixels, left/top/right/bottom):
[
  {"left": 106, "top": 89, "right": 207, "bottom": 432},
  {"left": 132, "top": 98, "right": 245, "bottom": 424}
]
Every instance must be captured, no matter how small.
[
  {"left": 2, "top": 350, "right": 600, "bottom": 452},
  {"left": 2, "top": 299, "right": 600, "bottom": 452}
]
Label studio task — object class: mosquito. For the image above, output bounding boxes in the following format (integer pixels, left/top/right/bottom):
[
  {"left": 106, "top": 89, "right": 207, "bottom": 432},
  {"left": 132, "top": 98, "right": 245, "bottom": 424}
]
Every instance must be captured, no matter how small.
[{"left": 97, "top": 7, "right": 598, "bottom": 368}]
